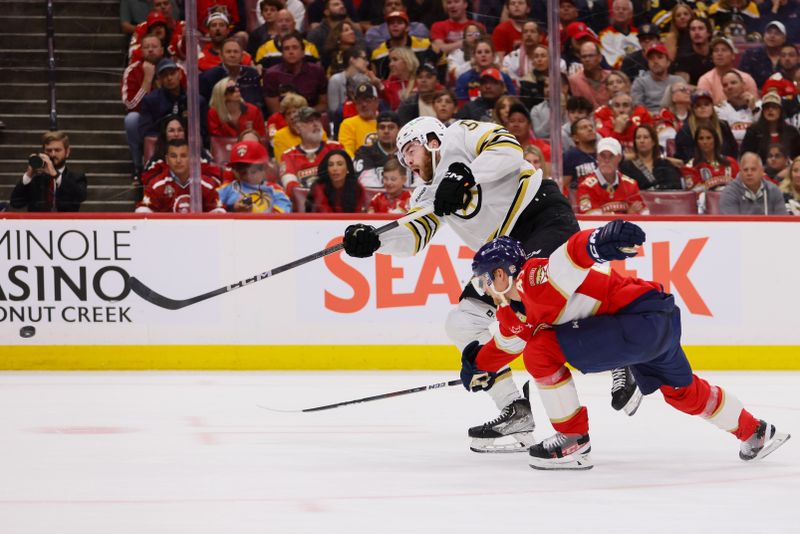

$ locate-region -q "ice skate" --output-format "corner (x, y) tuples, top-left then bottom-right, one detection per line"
(468, 382), (535, 453)
(610, 367), (642, 416)
(529, 432), (593, 470)
(739, 420), (791, 461)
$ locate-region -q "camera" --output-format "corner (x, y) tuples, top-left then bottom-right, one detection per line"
(28, 154), (44, 169)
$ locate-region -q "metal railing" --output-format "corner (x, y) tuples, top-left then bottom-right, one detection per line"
(46, 0), (57, 130)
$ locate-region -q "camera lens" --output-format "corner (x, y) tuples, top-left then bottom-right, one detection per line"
(28, 155), (44, 169)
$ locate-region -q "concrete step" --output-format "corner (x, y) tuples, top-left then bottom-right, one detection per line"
(0, 67), (123, 84)
(6, 0), (119, 17)
(0, 99), (125, 115)
(0, 159), (133, 175)
(0, 32), (129, 51)
(0, 82), (121, 101)
(0, 49), (125, 69)
(3, 129), (127, 146)
(0, 183), (139, 203)
(0, 171), (133, 186)
(0, 114), (124, 131)
(0, 144), (130, 161)
(82, 200), (136, 212)
(3, 15), (120, 35)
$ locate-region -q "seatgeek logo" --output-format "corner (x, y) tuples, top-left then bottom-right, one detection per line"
(322, 236), (712, 317)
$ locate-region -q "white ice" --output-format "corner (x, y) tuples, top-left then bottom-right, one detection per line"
(0, 370), (798, 533)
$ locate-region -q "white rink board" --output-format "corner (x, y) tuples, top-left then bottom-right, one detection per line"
(0, 217), (799, 346)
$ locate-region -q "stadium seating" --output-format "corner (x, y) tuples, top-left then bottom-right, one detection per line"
(705, 191), (723, 215)
(143, 136), (158, 166)
(291, 187), (310, 213)
(210, 136), (239, 167)
(639, 190), (698, 215)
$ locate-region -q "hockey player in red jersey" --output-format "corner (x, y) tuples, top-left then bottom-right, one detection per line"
(468, 221), (791, 469)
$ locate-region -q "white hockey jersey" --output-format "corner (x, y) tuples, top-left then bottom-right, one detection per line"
(379, 120), (543, 256)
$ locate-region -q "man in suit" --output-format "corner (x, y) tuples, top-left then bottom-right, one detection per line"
(11, 131), (87, 212)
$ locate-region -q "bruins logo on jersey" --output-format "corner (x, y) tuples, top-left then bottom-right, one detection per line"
(450, 184), (482, 219)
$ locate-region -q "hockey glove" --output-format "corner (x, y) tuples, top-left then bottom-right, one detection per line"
(343, 224), (381, 258)
(433, 162), (475, 216)
(587, 219), (646, 263)
(460, 340), (496, 392)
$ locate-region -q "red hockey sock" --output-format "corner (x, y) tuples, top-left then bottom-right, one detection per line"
(661, 375), (751, 436)
(732, 410), (760, 441)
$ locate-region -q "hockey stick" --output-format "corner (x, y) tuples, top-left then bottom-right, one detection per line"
(128, 206), (435, 310)
(258, 378), (463, 413)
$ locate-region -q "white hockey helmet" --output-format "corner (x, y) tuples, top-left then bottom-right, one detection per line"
(395, 116), (447, 169)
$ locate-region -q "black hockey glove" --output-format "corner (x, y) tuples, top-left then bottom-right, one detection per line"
(587, 219), (646, 263)
(460, 340), (496, 392)
(343, 224), (381, 258)
(433, 162), (475, 216)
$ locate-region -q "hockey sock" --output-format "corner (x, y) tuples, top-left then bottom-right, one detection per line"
(660, 375), (758, 438)
(486, 367), (522, 410)
(535, 365), (589, 436)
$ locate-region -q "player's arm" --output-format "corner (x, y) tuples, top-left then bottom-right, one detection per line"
(343, 201), (441, 258)
(458, 120), (524, 185)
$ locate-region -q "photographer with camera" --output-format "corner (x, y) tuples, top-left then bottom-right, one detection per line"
(10, 131), (87, 212)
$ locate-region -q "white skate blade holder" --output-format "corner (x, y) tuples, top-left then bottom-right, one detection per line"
(623, 387), (643, 416)
(748, 431), (791, 462)
(529, 450), (594, 470)
(470, 432), (535, 453)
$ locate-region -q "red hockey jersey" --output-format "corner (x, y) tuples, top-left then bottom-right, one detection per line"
(136, 173), (225, 213)
(576, 170), (647, 214)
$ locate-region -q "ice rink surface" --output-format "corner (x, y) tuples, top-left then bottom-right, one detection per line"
(0, 370), (798, 533)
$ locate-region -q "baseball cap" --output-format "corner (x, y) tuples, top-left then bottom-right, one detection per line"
(206, 11), (230, 25)
(156, 58), (179, 74)
(297, 106), (322, 122)
(597, 137), (622, 156)
(710, 35), (737, 54)
(762, 73), (798, 97)
(229, 140), (267, 165)
(417, 62), (437, 75)
(761, 91), (782, 107)
(565, 21), (598, 42)
(377, 111), (401, 126)
(645, 43), (669, 58)
(354, 82), (378, 99)
(690, 89), (713, 106)
(765, 20), (787, 35)
(146, 12), (169, 29)
(385, 10), (409, 23)
(480, 68), (503, 82)
(638, 23), (660, 39)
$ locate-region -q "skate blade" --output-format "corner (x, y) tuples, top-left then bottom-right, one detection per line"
(470, 432), (535, 454)
(529, 451), (593, 470)
(623, 387), (643, 416)
(748, 432), (791, 461)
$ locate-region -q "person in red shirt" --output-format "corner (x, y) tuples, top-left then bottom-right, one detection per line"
(577, 137), (648, 214)
(136, 139), (226, 213)
(128, 10), (175, 62)
(208, 77), (267, 138)
(123, 34), (165, 176)
(280, 107), (344, 193)
(491, 0), (531, 60)
(466, 222), (790, 469)
(307, 149), (366, 212)
(367, 157), (411, 213)
(197, 12), (254, 72)
(681, 124), (739, 193)
(430, 0), (484, 56)
(596, 92), (653, 149)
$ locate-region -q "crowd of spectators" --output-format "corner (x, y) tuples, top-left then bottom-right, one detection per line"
(9, 0), (800, 216)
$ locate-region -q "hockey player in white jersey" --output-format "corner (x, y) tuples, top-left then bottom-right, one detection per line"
(342, 117), (641, 452)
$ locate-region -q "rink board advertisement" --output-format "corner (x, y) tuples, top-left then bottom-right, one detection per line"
(1, 215), (798, 370)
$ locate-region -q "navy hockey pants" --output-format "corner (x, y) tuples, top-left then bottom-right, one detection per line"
(555, 290), (694, 395)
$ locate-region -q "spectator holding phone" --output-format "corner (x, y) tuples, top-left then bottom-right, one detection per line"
(11, 131), (87, 212)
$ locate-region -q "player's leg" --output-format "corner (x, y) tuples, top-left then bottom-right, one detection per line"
(447, 295), (535, 453)
(511, 179), (641, 416)
(522, 330), (592, 470)
(660, 375), (791, 461)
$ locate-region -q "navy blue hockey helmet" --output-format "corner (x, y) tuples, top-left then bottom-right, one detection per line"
(470, 236), (526, 295)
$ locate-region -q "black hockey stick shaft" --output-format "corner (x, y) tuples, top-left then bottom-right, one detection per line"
(128, 206), (434, 310)
(301, 379), (463, 412)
